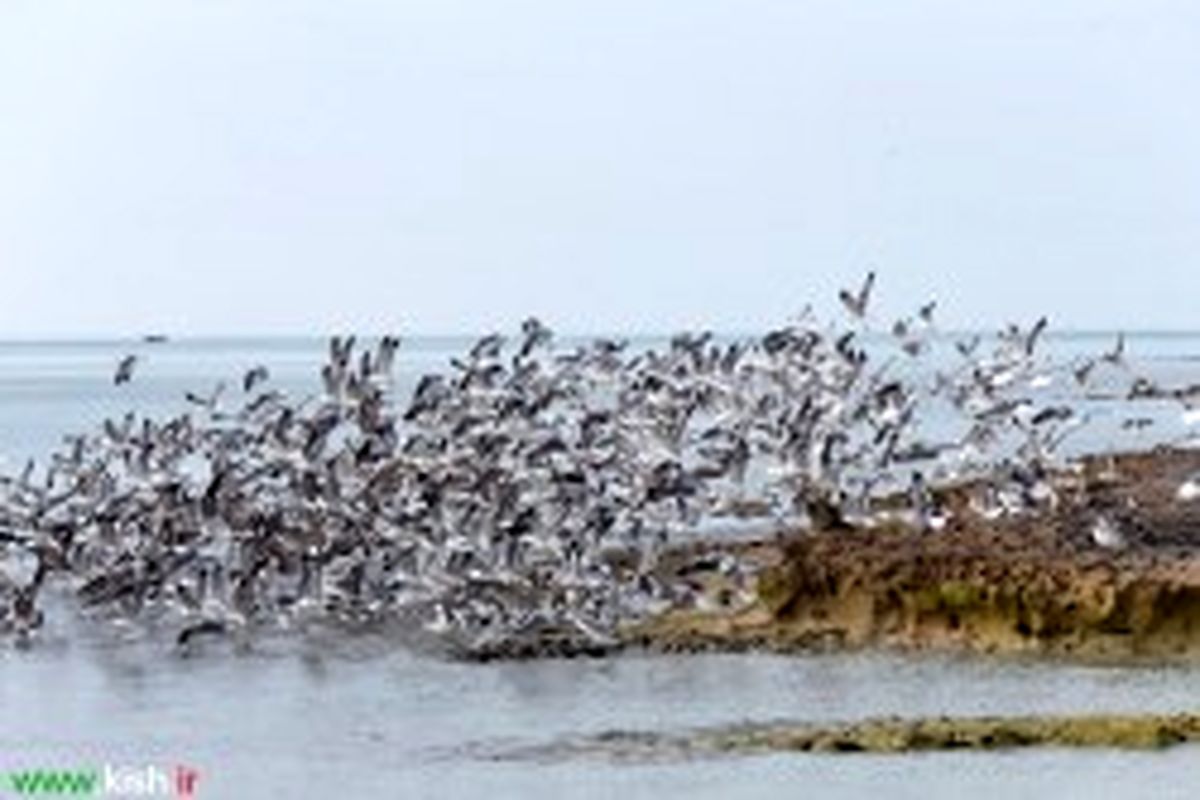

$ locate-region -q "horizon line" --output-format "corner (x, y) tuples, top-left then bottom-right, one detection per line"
(0, 327), (1194, 343)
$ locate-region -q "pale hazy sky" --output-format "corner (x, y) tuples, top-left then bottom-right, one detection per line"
(1, 1), (1198, 336)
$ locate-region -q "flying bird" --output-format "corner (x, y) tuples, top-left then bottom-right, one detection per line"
(1072, 359), (1096, 386)
(918, 300), (937, 325)
(1024, 317), (1048, 356)
(838, 272), (876, 319)
(243, 365), (270, 393)
(113, 355), (138, 386)
(1101, 332), (1126, 366)
(955, 336), (981, 359)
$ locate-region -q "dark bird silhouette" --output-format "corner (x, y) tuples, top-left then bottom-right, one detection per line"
(838, 272), (876, 319)
(243, 365), (270, 393)
(113, 355), (138, 386)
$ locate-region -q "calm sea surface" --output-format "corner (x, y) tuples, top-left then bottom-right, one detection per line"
(3, 333), (1200, 799)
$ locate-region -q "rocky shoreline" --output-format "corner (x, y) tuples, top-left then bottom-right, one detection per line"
(631, 447), (1200, 663)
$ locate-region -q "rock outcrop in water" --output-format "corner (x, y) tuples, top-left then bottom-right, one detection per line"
(488, 711), (1200, 760)
(638, 448), (1200, 662)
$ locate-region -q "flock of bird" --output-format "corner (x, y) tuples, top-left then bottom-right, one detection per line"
(1, 275), (1199, 656)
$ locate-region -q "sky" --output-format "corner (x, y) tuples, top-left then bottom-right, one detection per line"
(1, 1), (1198, 336)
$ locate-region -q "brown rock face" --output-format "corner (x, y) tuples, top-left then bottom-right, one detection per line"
(636, 448), (1200, 663)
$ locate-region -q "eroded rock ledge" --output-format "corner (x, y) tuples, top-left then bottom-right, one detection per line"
(489, 713), (1200, 761)
(633, 448), (1200, 662)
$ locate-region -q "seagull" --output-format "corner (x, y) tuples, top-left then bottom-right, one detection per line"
(1101, 332), (1126, 366)
(113, 355), (138, 386)
(176, 619), (229, 651)
(918, 300), (937, 325)
(838, 272), (875, 319)
(243, 365), (270, 393)
(1177, 473), (1200, 503)
(1090, 514), (1126, 549)
(1182, 405), (1200, 427)
(890, 318), (922, 357)
(955, 336), (981, 359)
(1024, 317), (1048, 356)
(1073, 359), (1096, 386)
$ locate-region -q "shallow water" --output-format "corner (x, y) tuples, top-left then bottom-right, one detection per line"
(5, 639), (1200, 798)
(3, 334), (1200, 798)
